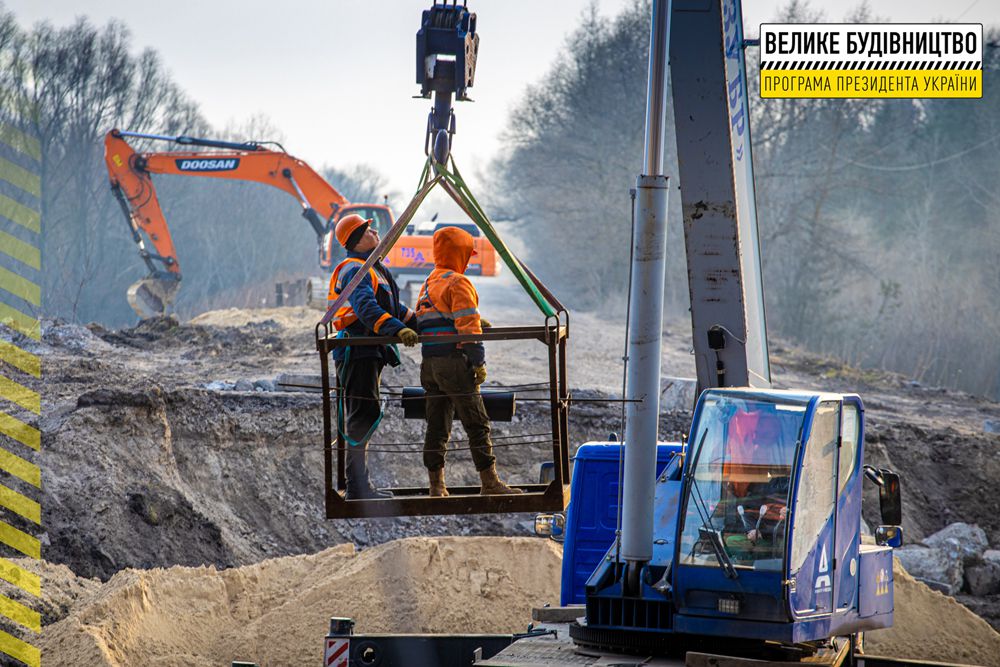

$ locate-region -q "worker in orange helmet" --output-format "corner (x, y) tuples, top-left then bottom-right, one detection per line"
(327, 213), (419, 500)
(415, 226), (522, 496)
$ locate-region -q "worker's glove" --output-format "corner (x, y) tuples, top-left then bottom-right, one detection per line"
(473, 365), (487, 385)
(479, 317), (492, 329)
(397, 327), (419, 347)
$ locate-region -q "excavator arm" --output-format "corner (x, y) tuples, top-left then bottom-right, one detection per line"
(103, 129), (354, 317)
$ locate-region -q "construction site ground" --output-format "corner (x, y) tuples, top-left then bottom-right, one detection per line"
(20, 278), (1000, 666)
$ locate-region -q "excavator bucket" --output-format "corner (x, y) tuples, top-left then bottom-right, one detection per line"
(126, 276), (180, 319)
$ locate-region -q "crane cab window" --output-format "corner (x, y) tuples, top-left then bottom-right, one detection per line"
(789, 402), (839, 575)
(678, 393), (806, 571)
(838, 404), (859, 494)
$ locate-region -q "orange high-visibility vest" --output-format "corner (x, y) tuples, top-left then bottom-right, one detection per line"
(327, 258), (380, 331)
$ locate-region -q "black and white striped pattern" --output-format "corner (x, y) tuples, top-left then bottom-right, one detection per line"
(760, 60), (982, 70)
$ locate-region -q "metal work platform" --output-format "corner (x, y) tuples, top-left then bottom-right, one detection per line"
(316, 321), (571, 519)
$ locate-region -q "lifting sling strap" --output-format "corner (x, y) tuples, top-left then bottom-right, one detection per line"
(322, 155), (559, 326)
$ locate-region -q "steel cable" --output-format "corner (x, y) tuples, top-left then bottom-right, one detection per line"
(363, 431), (552, 448)
(365, 438), (554, 454)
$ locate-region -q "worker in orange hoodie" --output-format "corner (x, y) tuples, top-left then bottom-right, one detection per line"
(415, 226), (522, 496)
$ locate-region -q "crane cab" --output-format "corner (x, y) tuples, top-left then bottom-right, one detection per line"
(673, 389), (899, 642)
(577, 388), (902, 653)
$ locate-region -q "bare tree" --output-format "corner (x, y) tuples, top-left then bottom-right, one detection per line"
(2, 16), (206, 323)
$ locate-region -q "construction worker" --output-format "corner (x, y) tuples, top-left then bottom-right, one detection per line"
(328, 213), (419, 500)
(415, 226), (522, 497)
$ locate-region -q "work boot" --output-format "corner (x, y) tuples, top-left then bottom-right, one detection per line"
(479, 465), (524, 495)
(346, 479), (393, 500)
(345, 449), (393, 500)
(428, 467), (449, 497)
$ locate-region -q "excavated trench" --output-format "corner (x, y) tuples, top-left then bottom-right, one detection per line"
(43, 360), (1000, 589)
(42, 368), (688, 581)
(44, 386), (530, 580)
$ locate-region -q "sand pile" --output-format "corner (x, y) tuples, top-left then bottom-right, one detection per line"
(866, 559), (1000, 666)
(35, 538), (1000, 667)
(40, 536), (562, 667)
(188, 305), (318, 329)
(188, 306), (323, 331)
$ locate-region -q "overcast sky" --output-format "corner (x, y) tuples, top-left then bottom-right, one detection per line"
(5, 1), (997, 196)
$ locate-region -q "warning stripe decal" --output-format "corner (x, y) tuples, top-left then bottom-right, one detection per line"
(761, 60), (982, 70)
(325, 639), (349, 667)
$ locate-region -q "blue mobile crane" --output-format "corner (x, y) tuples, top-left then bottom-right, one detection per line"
(309, 1), (927, 665)
(493, 0), (906, 662)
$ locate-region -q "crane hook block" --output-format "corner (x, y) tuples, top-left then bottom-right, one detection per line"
(416, 2), (479, 101)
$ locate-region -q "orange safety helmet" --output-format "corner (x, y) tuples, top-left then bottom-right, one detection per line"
(334, 213), (372, 249)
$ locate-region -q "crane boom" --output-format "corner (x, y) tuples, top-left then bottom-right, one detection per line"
(671, 0), (771, 393)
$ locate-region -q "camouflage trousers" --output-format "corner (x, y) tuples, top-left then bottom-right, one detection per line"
(421, 355), (495, 472)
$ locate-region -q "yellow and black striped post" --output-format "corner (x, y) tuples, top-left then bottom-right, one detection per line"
(0, 96), (42, 667)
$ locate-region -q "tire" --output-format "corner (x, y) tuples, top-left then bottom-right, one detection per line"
(306, 277), (328, 310)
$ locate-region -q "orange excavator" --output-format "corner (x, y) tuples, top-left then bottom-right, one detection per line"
(104, 129), (498, 317)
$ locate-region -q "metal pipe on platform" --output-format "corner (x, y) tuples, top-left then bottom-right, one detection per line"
(620, 0), (672, 567)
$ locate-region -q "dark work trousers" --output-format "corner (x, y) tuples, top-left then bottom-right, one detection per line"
(335, 357), (385, 488)
(421, 354), (496, 472)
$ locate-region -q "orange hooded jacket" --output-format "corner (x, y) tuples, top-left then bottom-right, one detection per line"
(415, 226), (485, 366)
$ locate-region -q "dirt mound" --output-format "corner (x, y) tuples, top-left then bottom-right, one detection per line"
(189, 306), (318, 329)
(0, 559), (101, 628)
(90, 315), (287, 357)
(40, 537), (562, 667)
(866, 559), (1000, 666)
(36, 540), (1000, 667)
(862, 419), (1000, 546)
